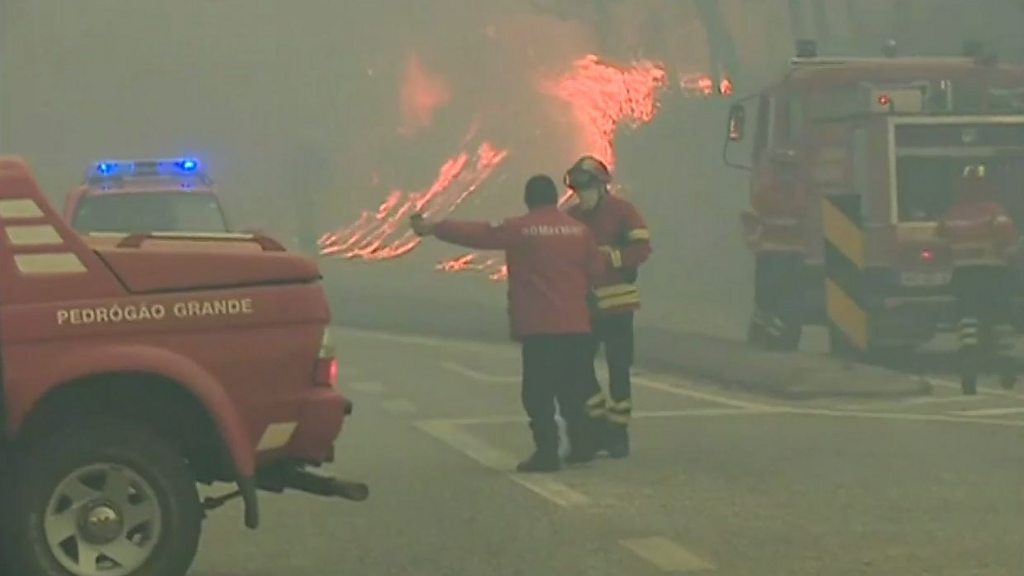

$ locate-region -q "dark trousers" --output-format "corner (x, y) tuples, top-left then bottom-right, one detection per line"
(953, 265), (1015, 377)
(584, 311), (635, 426)
(521, 333), (596, 456)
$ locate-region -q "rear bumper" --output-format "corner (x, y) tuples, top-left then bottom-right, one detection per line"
(873, 295), (955, 344)
(285, 388), (352, 463)
(800, 265), (957, 345)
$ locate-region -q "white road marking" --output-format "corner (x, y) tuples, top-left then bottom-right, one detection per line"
(422, 407), (775, 427)
(929, 377), (1024, 400)
(955, 406), (1024, 417)
(790, 407), (1024, 428)
(350, 381), (385, 394)
(339, 327), (518, 357)
(620, 537), (717, 572)
(256, 422), (297, 451)
(902, 394), (988, 405)
(382, 399), (418, 414)
(415, 419), (591, 508)
(440, 361), (519, 383)
(440, 359), (779, 413)
(633, 376), (778, 411)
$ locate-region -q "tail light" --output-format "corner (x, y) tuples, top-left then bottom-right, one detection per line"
(314, 329), (338, 388)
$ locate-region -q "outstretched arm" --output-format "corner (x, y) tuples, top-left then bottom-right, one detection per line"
(431, 219), (515, 251)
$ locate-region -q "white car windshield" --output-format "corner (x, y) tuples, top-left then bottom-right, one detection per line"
(72, 191), (228, 234)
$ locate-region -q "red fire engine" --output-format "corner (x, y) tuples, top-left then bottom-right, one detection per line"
(724, 40), (1024, 353)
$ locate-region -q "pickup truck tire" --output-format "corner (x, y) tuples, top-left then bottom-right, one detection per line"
(5, 420), (202, 576)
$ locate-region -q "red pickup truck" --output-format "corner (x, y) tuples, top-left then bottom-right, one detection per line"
(0, 157), (365, 576)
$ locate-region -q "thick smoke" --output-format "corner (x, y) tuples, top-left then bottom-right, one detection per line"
(3, 0), (1024, 339)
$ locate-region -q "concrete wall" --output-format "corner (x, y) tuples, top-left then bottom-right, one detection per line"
(2, 0), (1023, 340)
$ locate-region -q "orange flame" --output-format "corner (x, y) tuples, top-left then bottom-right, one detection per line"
(319, 139), (509, 260)
(542, 54), (667, 170)
(399, 53), (451, 136)
(321, 54), (668, 283)
(437, 54), (668, 282)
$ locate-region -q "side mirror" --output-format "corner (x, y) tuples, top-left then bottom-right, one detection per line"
(727, 103), (746, 141)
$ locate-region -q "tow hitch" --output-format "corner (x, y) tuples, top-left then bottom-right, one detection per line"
(256, 465), (369, 502)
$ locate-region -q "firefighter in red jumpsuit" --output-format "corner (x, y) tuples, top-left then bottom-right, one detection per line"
(938, 164), (1019, 394)
(565, 156), (652, 458)
(411, 175), (605, 471)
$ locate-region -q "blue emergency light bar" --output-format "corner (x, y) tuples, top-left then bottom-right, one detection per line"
(86, 157), (210, 186)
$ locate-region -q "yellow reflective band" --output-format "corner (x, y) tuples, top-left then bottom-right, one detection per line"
(588, 407), (607, 417)
(14, 252), (87, 275)
(586, 393), (607, 408)
(606, 412), (631, 424)
(5, 224), (62, 246)
(608, 399), (633, 411)
(598, 293), (640, 310)
(627, 228), (650, 241)
(600, 245), (623, 268)
(610, 249), (623, 268)
(593, 284), (637, 298)
(0, 198), (43, 220)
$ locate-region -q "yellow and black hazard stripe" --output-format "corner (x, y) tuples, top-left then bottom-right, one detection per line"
(822, 194), (868, 353)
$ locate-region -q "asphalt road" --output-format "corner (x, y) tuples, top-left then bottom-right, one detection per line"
(191, 328), (1024, 576)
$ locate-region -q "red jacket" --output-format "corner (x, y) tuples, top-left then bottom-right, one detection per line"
(434, 206), (604, 338)
(567, 193), (652, 314)
(938, 197), (1018, 267)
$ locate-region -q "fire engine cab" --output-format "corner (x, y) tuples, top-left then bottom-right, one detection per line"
(724, 40), (1024, 353)
(64, 158), (231, 235)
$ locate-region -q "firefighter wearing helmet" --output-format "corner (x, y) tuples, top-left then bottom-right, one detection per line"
(565, 155), (652, 457)
(938, 163), (1019, 394)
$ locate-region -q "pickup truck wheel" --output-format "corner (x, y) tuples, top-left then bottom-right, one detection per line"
(7, 421), (202, 576)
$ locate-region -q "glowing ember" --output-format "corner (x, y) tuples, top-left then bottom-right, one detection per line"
(437, 54), (668, 281)
(318, 140), (509, 260)
(718, 77), (734, 96)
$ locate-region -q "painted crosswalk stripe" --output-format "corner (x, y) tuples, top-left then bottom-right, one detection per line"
(956, 406), (1024, 417)
(620, 537), (716, 572)
(415, 419), (590, 508)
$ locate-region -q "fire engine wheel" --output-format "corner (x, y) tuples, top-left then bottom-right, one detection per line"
(6, 420), (202, 576)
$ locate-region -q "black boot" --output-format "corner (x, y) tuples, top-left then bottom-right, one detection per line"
(516, 451), (561, 473)
(606, 425), (630, 459)
(564, 420), (597, 464)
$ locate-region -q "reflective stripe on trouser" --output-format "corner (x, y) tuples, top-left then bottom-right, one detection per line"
(606, 399), (632, 425)
(958, 317), (980, 348)
(593, 283), (640, 311)
(586, 392), (607, 418)
(752, 307), (785, 337)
